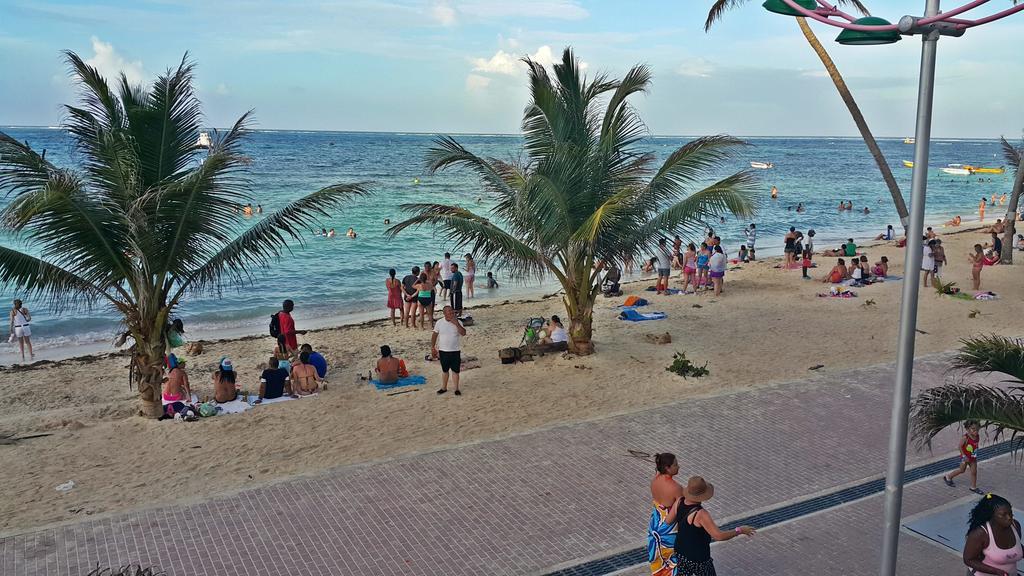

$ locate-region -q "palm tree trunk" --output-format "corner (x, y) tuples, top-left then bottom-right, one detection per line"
(1000, 156), (1023, 264)
(135, 337), (167, 418)
(796, 17), (910, 228)
(567, 296), (595, 355)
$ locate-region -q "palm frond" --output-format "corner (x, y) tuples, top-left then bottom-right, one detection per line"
(0, 246), (112, 311)
(0, 132), (57, 197)
(637, 171), (760, 243)
(910, 382), (1024, 450)
(705, 0), (869, 32)
(424, 136), (519, 200)
(1001, 136), (1022, 168)
(174, 183), (370, 299)
(952, 334), (1024, 384)
(386, 203), (547, 279)
(644, 135), (751, 206)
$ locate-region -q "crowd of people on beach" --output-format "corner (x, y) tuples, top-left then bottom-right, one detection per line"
(385, 252), (498, 329)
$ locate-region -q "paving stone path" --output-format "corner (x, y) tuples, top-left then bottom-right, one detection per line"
(0, 353), (984, 575)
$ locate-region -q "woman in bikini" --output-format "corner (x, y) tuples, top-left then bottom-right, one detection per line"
(464, 254), (476, 299)
(415, 273), (433, 330)
(680, 243), (697, 294)
(822, 259), (847, 284)
(212, 358), (238, 403)
(648, 453), (685, 576)
(969, 244), (986, 290)
(385, 269), (405, 327)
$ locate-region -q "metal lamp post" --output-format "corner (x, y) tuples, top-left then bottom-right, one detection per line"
(762, 1), (1024, 574)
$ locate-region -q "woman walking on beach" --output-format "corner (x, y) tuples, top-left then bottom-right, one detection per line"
(671, 473), (753, 569)
(969, 244), (986, 290)
(385, 269), (405, 327)
(672, 476), (755, 575)
(464, 254), (476, 299)
(962, 494), (1022, 576)
(648, 453), (684, 576)
(8, 299), (34, 362)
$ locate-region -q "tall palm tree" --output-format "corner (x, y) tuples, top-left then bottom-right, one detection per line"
(0, 52), (368, 417)
(387, 48), (757, 355)
(910, 335), (1024, 448)
(999, 136), (1023, 264)
(705, 1), (910, 228)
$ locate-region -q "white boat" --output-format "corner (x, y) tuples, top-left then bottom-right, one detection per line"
(196, 132), (212, 148)
(750, 161), (773, 169)
(903, 137), (915, 144)
(941, 163), (971, 175)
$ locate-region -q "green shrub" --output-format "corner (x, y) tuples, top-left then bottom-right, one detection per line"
(666, 352), (709, 378)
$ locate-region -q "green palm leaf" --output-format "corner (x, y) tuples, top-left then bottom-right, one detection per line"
(952, 335), (1024, 384)
(910, 383), (1024, 450)
(704, 0), (870, 31)
(0, 246), (112, 310)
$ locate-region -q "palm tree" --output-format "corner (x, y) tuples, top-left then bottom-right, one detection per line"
(705, 1), (910, 228)
(0, 52), (367, 417)
(910, 335), (1024, 448)
(387, 48), (757, 355)
(999, 136), (1023, 264)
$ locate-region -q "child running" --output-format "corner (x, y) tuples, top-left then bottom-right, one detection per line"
(943, 420), (983, 494)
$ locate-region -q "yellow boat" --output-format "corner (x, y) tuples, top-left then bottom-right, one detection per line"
(902, 160), (914, 168)
(967, 166), (1005, 174)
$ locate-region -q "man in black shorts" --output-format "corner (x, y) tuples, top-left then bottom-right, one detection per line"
(431, 305), (466, 396)
(401, 265), (420, 328)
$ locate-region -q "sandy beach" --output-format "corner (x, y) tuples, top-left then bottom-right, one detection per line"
(1, 222), (1021, 536)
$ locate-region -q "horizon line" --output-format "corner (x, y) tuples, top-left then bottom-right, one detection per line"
(0, 125), (1005, 141)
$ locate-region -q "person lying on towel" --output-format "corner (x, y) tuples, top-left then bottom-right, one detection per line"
(375, 345), (409, 385)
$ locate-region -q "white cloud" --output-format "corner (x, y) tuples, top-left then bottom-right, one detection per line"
(471, 50), (520, 75)
(465, 74), (491, 91)
(676, 57), (714, 78)
(85, 36), (145, 85)
(800, 69), (829, 78)
(215, 83), (230, 95)
(458, 0), (587, 21)
(431, 2), (457, 26)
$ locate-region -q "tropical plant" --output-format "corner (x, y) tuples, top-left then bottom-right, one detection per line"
(86, 565), (163, 576)
(910, 335), (1024, 449)
(387, 48), (756, 354)
(666, 351), (710, 378)
(705, 1), (910, 228)
(998, 135), (1023, 264)
(0, 52), (367, 417)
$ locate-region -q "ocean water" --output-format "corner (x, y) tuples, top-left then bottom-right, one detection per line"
(0, 127), (1014, 361)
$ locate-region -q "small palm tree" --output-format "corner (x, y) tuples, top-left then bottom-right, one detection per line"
(387, 48), (757, 354)
(0, 52), (367, 417)
(705, 1), (910, 228)
(998, 136), (1022, 264)
(910, 335), (1024, 448)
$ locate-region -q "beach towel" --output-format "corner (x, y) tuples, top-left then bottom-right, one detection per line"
(619, 309), (667, 321)
(217, 393), (310, 415)
(817, 287), (857, 298)
(951, 291), (999, 301)
(622, 296), (648, 307)
(372, 375), (427, 391)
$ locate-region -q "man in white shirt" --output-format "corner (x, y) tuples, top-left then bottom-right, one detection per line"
(431, 305), (466, 396)
(440, 252), (453, 299)
(743, 224), (757, 260)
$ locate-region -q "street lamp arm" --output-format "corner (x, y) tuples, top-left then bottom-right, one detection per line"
(917, 0), (991, 25)
(779, 0), (1024, 31)
(961, 2), (1024, 26)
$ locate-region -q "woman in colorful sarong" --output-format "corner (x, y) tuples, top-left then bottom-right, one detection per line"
(648, 452), (684, 576)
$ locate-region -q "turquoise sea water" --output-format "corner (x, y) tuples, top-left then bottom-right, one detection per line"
(0, 127), (1015, 361)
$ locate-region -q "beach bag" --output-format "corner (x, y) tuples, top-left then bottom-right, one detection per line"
(269, 313), (281, 338)
(199, 403), (218, 418)
(499, 347), (522, 365)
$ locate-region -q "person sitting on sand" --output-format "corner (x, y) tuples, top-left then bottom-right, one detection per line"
(843, 239), (858, 257)
(737, 245), (749, 263)
(162, 353), (191, 405)
(374, 345), (408, 385)
(291, 351), (321, 396)
(985, 219), (1005, 235)
(212, 357), (238, 403)
(1016, 234), (1024, 251)
(873, 256), (889, 278)
(299, 343), (328, 379)
(925, 226), (937, 240)
(255, 357), (294, 403)
(945, 215), (962, 227)
(875, 225), (895, 241)
(540, 315), (568, 345)
(822, 259), (848, 284)
(486, 271), (499, 289)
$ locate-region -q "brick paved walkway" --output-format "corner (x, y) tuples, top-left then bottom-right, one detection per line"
(0, 353), (987, 575)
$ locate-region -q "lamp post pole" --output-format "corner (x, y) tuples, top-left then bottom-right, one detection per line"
(878, 1), (941, 574)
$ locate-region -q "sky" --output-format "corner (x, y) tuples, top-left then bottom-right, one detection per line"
(1, 0), (1022, 138)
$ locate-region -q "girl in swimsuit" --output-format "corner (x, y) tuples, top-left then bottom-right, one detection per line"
(416, 273), (433, 330)
(943, 420), (982, 493)
(464, 254), (476, 299)
(695, 243), (710, 290)
(386, 269), (405, 326)
(681, 243), (697, 293)
(969, 244), (985, 290)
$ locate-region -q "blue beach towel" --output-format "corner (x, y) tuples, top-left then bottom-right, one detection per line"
(618, 309), (667, 322)
(372, 375), (427, 391)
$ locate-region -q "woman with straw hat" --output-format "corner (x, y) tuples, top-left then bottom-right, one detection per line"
(672, 476), (755, 575)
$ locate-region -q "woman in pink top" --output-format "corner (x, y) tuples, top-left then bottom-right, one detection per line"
(964, 493), (1022, 576)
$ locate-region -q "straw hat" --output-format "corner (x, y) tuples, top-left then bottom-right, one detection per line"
(684, 476), (715, 502)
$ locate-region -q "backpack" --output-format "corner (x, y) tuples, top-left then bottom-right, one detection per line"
(269, 312), (281, 338)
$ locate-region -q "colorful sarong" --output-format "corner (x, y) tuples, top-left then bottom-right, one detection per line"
(648, 503), (677, 576)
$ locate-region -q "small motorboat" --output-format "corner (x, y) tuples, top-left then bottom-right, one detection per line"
(196, 132), (212, 148)
(902, 160), (914, 168)
(750, 161), (773, 169)
(903, 137), (915, 144)
(966, 165), (1005, 174)
(941, 164), (971, 176)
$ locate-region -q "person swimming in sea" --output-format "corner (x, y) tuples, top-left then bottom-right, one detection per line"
(327, 228), (336, 238)
(346, 227), (357, 238)
(770, 185), (778, 199)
